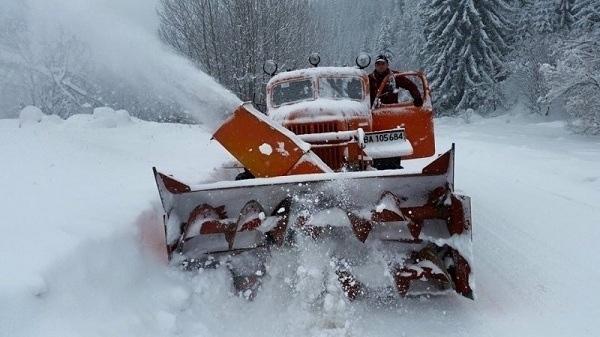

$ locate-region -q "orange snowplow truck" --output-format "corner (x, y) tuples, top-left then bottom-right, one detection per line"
(153, 53), (474, 301)
(218, 54), (435, 177)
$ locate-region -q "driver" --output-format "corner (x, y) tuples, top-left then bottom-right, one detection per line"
(369, 54), (423, 108)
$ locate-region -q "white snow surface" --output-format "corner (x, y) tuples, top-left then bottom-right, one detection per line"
(1, 109), (600, 337)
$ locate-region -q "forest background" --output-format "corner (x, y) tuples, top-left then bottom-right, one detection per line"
(1, 0), (598, 134)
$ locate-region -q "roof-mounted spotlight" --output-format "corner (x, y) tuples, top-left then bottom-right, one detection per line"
(308, 53), (321, 67)
(356, 52), (371, 69)
(263, 60), (278, 76)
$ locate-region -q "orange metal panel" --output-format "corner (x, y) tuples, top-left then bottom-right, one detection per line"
(212, 103), (330, 177)
(371, 105), (435, 159)
(212, 103), (308, 178)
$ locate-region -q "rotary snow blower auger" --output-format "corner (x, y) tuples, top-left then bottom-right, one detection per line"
(153, 53), (474, 301)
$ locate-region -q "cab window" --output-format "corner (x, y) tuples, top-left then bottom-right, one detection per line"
(272, 79), (314, 106)
(318, 77), (363, 100)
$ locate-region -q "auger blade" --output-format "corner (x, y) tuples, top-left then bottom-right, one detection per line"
(153, 145), (474, 299)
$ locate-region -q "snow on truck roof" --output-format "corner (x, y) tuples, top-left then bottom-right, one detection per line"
(268, 66), (368, 85)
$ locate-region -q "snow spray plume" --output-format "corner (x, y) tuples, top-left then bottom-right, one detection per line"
(25, 0), (242, 131)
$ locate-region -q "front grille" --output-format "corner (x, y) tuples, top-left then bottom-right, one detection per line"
(287, 122), (339, 135)
(312, 145), (344, 171)
(287, 122), (345, 170)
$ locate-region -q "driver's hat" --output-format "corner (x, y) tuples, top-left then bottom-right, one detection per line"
(375, 54), (388, 64)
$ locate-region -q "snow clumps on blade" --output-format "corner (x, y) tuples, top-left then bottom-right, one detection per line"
(259, 143), (273, 155)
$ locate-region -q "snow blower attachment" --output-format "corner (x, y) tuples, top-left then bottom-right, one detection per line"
(153, 53), (474, 301)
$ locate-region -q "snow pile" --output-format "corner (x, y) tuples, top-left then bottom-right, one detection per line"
(18, 106), (44, 128)
(18, 105), (135, 129)
(91, 107), (132, 128)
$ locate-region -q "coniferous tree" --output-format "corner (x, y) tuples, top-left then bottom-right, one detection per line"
(311, 0), (396, 66)
(532, 0), (558, 34)
(394, 0), (426, 70)
(512, 0), (556, 115)
(556, 0), (576, 32)
(573, 0), (600, 33)
(421, 0), (513, 113)
(375, 15), (395, 62)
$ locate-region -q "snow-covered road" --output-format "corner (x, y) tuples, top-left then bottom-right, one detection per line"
(1, 112), (599, 336)
(438, 117), (600, 336)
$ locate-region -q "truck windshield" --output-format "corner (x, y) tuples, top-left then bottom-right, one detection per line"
(272, 79), (314, 106)
(318, 77), (363, 100)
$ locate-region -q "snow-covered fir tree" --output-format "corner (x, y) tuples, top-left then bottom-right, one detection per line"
(532, 0), (558, 34)
(512, 0), (557, 115)
(394, 0), (426, 70)
(556, 0), (576, 32)
(421, 0), (513, 113)
(514, 0), (556, 41)
(374, 15), (395, 63)
(573, 0), (600, 33)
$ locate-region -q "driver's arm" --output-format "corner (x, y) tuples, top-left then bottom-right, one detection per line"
(395, 75), (423, 107)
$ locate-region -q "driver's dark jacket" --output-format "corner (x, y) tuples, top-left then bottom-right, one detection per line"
(368, 68), (421, 107)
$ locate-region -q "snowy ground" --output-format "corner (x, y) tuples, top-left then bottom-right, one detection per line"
(1, 107), (599, 337)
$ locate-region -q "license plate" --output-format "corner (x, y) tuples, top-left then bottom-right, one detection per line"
(363, 130), (405, 144)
